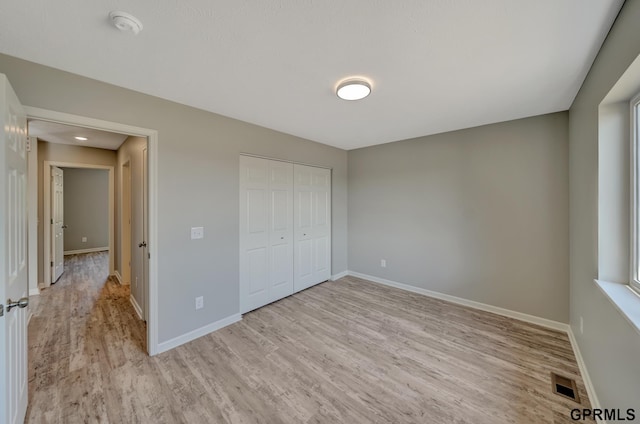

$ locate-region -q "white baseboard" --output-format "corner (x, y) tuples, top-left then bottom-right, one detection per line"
(157, 313), (242, 354)
(130, 294), (143, 321)
(331, 270), (349, 281)
(567, 327), (603, 422)
(347, 271), (570, 332)
(64, 246), (109, 256)
(29, 288), (40, 296)
(347, 271), (606, 413)
(113, 271), (123, 285)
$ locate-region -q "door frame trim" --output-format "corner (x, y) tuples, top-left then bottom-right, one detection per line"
(26, 106), (160, 356)
(44, 161), (115, 287)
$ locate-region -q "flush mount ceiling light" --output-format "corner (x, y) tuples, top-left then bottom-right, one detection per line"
(74, 136), (88, 141)
(109, 11), (143, 35)
(336, 78), (372, 101)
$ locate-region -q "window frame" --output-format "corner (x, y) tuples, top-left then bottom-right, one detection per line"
(631, 92), (640, 293)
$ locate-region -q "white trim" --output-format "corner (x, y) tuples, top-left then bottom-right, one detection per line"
(43, 161), (115, 286)
(347, 271), (570, 332)
(567, 327), (604, 423)
(239, 153), (333, 170)
(28, 288), (40, 296)
(157, 314), (242, 354)
(595, 279), (640, 336)
(27, 136), (38, 295)
(63, 247), (109, 256)
(130, 294), (143, 321)
(112, 270), (123, 285)
(26, 106), (160, 356)
(630, 93), (640, 292)
(331, 270), (348, 281)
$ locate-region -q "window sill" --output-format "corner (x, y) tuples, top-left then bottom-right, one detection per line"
(594, 279), (640, 336)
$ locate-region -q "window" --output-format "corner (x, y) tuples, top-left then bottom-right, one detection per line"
(631, 92), (640, 293)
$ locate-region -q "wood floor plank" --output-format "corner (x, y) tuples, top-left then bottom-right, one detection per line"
(26, 252), (592, 423)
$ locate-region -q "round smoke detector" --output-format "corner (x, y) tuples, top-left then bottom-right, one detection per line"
(109, 11), (143, 35)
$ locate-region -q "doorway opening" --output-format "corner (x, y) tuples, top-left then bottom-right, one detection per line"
(25, 109), (158, 355)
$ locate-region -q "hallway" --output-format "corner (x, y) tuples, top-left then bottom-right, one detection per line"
(26, 252), (147, 422)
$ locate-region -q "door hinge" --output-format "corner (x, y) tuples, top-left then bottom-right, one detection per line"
(0, 304), (4, 317)
(26, 138), (31, 152)
(148, 252), (150, 259)
(51, 219), (53, 224)
(50, 261), (53, 267)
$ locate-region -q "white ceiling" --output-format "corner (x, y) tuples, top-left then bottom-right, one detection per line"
(0, 1), (624, 150)
(28, 120), (128, 150)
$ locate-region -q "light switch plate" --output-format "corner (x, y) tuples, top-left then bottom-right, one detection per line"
(191, 227), (204, 240)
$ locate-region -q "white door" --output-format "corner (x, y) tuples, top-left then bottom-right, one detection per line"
(239, 156), (294, 313)
(294, 164), (331, 292)
(131, 146), (147, 321)
(142, 147), (149, 322)
(121, 161), (132, 285)
(51, 166), (64, 282)
(0, 74), (29, 424)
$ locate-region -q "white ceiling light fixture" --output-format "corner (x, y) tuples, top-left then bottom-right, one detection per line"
(109, 11), (143, 35)
(336, 78), (372, 101)
(74, 136), (88, 141)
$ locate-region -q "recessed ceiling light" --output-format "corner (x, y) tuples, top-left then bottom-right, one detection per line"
(336, 78), (372, 101)
(109, 11), (143, 35)
(74, 136), (88, 141)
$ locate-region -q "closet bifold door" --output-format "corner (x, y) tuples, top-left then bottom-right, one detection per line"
(294, 164), (331, 292)
(239, 156), (294, 314)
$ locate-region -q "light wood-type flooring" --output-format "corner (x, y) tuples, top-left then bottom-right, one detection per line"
(26, 252), (591, 423)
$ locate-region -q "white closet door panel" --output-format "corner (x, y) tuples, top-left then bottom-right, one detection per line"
(240, 156), (270, 313)
(246, 190), (268, 240)
(297, 191), (313, 230)
(270, 243), (292, 299)
(247, 248), (268, 294)
(267, 160), (294, 302)
(294, 164), (331, 292)
(314, 236), (330, 273)
(240, 156), (294, 313)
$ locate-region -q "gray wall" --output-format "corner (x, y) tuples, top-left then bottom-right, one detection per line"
(348, 112), (569, 322)
(569, 0), (640, 409)
(3, 55), (348, 344)
(62, 168), (109, 252)
(37, 140), (116, 285)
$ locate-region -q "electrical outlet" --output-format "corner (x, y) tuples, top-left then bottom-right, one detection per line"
(579, 316), (584, 335)
(380, 259), (386, 268)
(191, 227), (204, 240)
(195, 296), (204, 310)
(82, 237), (87, 243)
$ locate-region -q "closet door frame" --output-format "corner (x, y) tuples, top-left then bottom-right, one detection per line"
(239, 154), (332, 314)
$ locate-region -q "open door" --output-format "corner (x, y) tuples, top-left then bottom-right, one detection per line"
(51, 166), (64, 283)
(0, 75), (29, 424)
(142, 147), (149, 322)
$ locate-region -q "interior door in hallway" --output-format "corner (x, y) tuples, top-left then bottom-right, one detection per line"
(294, 164), (331, 292)
(0, 74), (29, 424)
(131, 143), (148, 321)
(51, 166), (64, 282)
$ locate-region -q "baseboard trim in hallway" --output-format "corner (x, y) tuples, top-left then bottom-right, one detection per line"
(130, 294), (143, 320)
(63, 247), (109, 256)
(156, 313), (242, 354)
